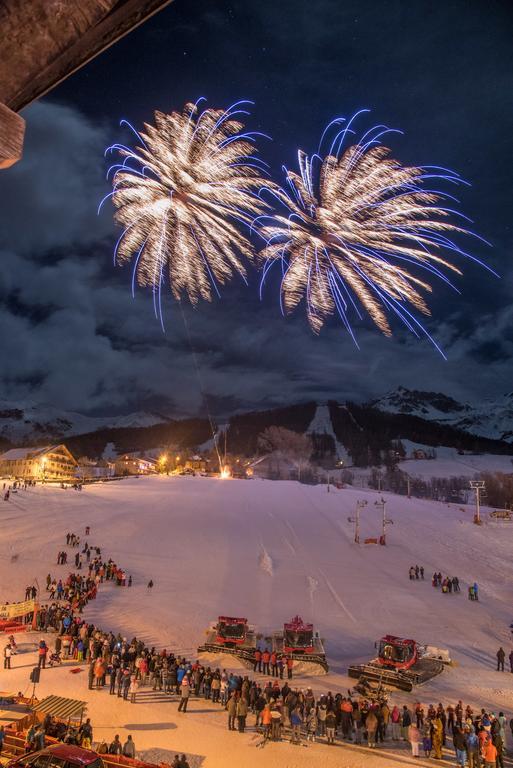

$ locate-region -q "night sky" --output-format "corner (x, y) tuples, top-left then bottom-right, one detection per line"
(1, 0), (512, 417)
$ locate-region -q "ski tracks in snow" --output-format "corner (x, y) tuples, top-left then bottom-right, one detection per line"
(258, 544), (274, 576)
(318, 569), (357, 625)
(276, 510), (357, 624)
(307, 575), (319, 607)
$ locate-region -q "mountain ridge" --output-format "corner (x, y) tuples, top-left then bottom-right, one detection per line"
(0, 391), (512, 467)
(372, 387), (513, 443)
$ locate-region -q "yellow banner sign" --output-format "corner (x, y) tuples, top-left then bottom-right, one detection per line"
(0, 600), (36, 620)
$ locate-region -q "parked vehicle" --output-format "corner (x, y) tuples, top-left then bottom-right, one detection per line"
(7, 744), (104, 768)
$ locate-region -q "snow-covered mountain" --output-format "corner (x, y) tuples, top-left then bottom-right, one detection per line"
(306, 404), (351, 464)
(371, 386), (470, 420)
(0, 400), (170, 445)
(371, 387), (513, 443)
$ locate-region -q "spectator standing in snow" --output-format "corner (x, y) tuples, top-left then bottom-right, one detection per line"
(466, 727), (479, 768)
(481, 736), (497, 768)
(3, 644), (12, 669)
(108, 736), (121, 755)
(431, 716), (443, 759)
(236, 696), (248, 733)
(38, 639), (48, 669)
(122, 736), (135, 758)
(366, 710), (378, 748)
(390, 705), (401, 740)
(408, 722), (422, 758)
(509, 650), (513, 673)
(290, 707), (303, 745)
(453, 727), (467, 767)
(422, 722), (432, 758)
(326, 708), (337, 744)
(178, 676), (190, 712)
(497, 647), (505, 672)
(226, 693), (237, 730)
(129, 675), (139, 703)
(401, 705), (412, 740)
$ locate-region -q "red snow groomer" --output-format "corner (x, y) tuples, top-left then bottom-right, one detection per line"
(272, 615), (328, 672)
(198, 616), (257, 662)
(215, 616), (248, 647)
(348, 634), (450, 691)
(283, 616), (314, 654)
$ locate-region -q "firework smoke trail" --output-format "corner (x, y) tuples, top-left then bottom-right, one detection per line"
(101, 100), (272, 323)
(259, 113), (494, 352)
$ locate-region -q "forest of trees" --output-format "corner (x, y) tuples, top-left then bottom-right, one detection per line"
(8, 399), (512, 472)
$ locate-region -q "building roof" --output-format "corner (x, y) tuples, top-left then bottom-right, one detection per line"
(0, 446), (51, 461)
(0, 444), (77, 465)
(32, 694), (87, 722)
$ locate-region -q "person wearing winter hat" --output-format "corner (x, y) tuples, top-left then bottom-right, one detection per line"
(178, 675), (190, 712)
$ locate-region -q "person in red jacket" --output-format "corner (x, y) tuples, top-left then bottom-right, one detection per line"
(261, 649), (271, 676)
(38, 639), (48, 669)
(270, 651), (278, 677)
(253, 649), (262, 673)
(285, 656), (294, 679)
(481, 736), (497, 768)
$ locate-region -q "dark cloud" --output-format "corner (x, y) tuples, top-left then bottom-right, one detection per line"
(0, 2), (512, 416)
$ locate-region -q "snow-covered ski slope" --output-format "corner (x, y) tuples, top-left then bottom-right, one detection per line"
(3, 476), (512, 667)
(1, 476), (512, 766)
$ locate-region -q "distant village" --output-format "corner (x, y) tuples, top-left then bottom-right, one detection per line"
(0, 429), (456, 488)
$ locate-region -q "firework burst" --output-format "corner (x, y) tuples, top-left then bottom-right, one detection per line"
(102, 100), (270, 324)
(259, 111), (492, 351)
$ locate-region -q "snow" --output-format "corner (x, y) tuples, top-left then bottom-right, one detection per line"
(0, 399), (169, 444)
(0, 446), (48, 460)
(197, 425), (228, 454)
(306, 404), (352, 465)
(397, 443), (513, 480)
(1, 476), (513, 768)
(373, 387), (513, 443)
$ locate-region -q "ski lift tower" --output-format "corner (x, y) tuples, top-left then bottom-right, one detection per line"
(348, 500), (367, 543)
(469, 480), (485, 525)
(375, 497), (393, 545)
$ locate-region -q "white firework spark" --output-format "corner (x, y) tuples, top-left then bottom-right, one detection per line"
(102, 100), (270, 323)
(259, 112), (492, 351)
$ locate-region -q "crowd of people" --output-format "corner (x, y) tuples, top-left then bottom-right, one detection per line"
(1, 530), (194, 768)
(3, 526), (511, 768)
(2, 479), (36, 501)
(431, 572), (462, 594)
(408, 565), (425, 580)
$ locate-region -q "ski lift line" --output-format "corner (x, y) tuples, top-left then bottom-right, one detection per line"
(177, 300), (223, 472)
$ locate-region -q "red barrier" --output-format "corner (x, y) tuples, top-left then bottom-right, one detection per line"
(0, 620), (28, 633)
